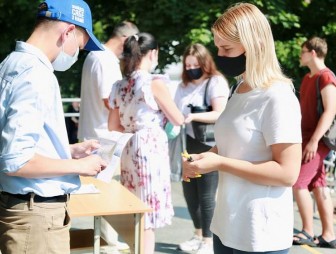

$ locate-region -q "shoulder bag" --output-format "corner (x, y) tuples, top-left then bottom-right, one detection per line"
(188, 78), (214, 143)
(316, 71), (336, 150)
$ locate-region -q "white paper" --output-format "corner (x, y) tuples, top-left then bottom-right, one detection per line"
(95, 131), (133, 183)
(72, 184), (100, 194)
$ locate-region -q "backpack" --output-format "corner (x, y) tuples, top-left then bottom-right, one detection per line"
(316, 70), (336, 151)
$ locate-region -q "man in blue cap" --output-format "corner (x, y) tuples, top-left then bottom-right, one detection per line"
(0, 0), (106, 253)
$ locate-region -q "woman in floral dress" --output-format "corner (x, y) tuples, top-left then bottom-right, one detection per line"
(108, 32), (184, 254)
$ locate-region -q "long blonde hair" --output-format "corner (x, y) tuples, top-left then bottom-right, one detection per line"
(212, 3), (292, 89)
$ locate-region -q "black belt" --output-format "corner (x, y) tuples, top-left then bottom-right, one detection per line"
(1, 192), (69, 203)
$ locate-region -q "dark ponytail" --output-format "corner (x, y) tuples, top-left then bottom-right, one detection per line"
(122, 32), (158, 78)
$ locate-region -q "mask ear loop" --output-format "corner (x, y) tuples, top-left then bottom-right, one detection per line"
(60, 26), (79, 55)
(73, 29), (78, 47)
(58, 28), (68, 53)
(72, 29), (80, 57)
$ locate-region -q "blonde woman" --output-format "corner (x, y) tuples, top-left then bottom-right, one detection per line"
(182, 3), (302, 254)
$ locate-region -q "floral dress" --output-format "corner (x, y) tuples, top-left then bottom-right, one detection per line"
(109, 70), (174, 229)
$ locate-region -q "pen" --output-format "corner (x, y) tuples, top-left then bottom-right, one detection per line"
(181, 150), (201, 180)
(181, 150), (194, 162)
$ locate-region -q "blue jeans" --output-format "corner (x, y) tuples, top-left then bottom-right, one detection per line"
(214, 234), (290, 254)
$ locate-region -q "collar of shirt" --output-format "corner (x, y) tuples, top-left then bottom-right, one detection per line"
(15, 41), (54, 71)
(102, 44), (120, 64)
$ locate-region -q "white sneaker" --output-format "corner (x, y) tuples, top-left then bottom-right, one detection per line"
(100, 245), (121, 254)
(113, 241), (129, 251)
(196, 242), (214, 254)
(178, 235), (202, 251)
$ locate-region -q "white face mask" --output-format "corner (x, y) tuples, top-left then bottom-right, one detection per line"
(52, 31), (79, 72)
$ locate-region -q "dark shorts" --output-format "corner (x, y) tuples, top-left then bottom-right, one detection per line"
(293, 143), (330, 191)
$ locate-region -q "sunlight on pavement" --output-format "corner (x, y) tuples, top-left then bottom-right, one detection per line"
(302, 245), (322, 254)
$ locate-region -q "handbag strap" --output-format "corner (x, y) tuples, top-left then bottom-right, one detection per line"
(203, 77), (212, 107)
(316, 69), (336, 117)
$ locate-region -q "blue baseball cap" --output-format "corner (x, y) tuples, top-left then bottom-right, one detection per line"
(37, 0), (104, 51)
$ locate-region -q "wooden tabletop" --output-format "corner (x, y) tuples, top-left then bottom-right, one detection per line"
(69, 177), (151, 217)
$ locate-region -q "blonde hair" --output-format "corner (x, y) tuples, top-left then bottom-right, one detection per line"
(212, 3), (292, 89)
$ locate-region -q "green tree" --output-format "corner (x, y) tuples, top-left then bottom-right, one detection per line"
(1, 0), (336, 96)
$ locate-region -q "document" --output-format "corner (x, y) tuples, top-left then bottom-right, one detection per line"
(72, 183), (100, 194)
(94, 131), (133, 183)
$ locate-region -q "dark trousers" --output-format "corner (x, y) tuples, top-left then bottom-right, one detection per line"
(182, 135), (218, 237)
(214, 234), (290, 254)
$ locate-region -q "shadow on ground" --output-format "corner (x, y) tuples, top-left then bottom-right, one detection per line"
(155, 242), (187, 253)
(173, 206), (191, 220)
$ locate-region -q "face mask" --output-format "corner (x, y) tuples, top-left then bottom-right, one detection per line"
(186, 68), (203, 80)
(52, 32), (79, 72)
(216, 52), (246, 77)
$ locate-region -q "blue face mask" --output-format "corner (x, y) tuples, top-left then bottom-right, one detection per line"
(186, 68), (203, 80)
(52, 31), (79, 72)
(216, 53), (246, 77)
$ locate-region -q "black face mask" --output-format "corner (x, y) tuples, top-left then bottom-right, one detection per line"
(186, 68), (203, 80)
(216, 53), (246, 77)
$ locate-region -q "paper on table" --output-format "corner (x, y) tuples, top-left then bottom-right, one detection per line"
(72, 183), (100, 194)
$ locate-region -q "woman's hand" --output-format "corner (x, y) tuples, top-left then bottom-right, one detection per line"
(70, 139), (101, 159)
(182, 152), (220, 181)
(184, 113), (194, 123)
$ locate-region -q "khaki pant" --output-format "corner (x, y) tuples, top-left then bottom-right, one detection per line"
(0, 193), (70, 254)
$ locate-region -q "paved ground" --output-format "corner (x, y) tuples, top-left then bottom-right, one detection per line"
(71, 179), (336, 254)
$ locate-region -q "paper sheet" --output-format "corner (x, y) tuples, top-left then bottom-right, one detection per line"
(72, 184), (100, 194)
(94, 131), (133, 183)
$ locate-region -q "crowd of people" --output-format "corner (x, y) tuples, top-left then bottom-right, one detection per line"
(0, 1), (336, 254)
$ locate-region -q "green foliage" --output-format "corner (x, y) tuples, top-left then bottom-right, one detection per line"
(323, 22), (336, 35)
(268, 11), (300, 29)
(0, 0), (37, 57)
(2, 0), (336, 97)
(275, 37), (307, 89)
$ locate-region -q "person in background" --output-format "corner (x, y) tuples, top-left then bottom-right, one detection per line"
(183, 3), (302, 254)
(292, 37), (336, 249)
(65, 101), (80, 144)
(0, 0), (106, 253)
(78, 21), (139, 140)
(78, 20), (138, 252)
(108, 32), (184, 254)
(175, 43), (229, 254)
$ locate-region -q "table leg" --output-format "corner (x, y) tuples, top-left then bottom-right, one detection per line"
(94, 216), (101, 254)
(134, 214), (140, 254)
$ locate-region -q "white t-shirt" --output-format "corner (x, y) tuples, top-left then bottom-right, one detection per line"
(211, 82), (302, 252)
(78, 45), (122, 140)
(174, 75), (229, 137)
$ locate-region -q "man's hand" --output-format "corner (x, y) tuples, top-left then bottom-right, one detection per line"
(70, 139), (101, 159)
(77, 154), (107, 176)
